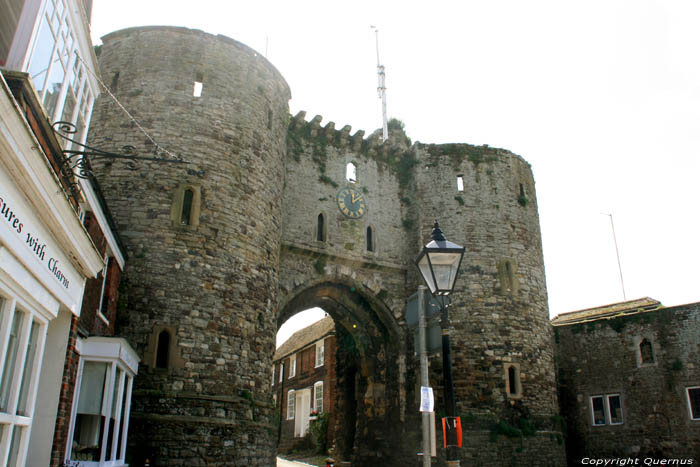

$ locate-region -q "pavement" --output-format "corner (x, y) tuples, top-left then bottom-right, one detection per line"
(277, 457), (320, 467)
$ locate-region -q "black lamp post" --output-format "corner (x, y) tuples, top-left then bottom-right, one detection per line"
(415, 220), (465, 465)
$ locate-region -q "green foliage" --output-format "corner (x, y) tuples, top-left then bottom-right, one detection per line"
(455, 195), (465, 206)
(377, 290), (388, 301)
(361, 186), (369, 194)
(396, 152), (418, 189)
(314, 256), (327, 275)
(318, 175), (338, 188)
(671, 358), (683, 371)
(401, 218), (414, 231)
(387, 118), (405, 131)
(309, 412), (330, 454)
(489, 418), (537, 442)
(400, 197), (412, 206)
(517, 194), (528, 207)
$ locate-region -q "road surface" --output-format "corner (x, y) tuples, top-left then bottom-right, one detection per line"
(277, 457), (319, 467)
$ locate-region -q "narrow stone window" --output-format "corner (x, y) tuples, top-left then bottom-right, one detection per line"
(317, 213), (325, 242)
(519, 184), (525, 197)
(346, 162), (357, 183)
(267, 108), (273, 130)
(366, 226), (374, 252)
(155, 330), (170, 369)
(110, 72), (119, 92)
(504, 363), (522, 399)
(193, 72), (204, 97)
(639, 339), (654, 364)
(171, 185), (201, 228)
(457, 175), (464, 192)
(507, 366), (517, 395)
(181, 189), (194, 225)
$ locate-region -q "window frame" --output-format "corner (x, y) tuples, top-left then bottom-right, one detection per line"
(590, 393), (623, 426)
(279, 362), (284, 383)
(64, 337), (138, 466)
(0, 291), (49, 467)
(315, 340), (325, 368)
(96, 254), (110, 325)
(287, 390), (295, 420)
(289, 354), (296, 379)
(314, 381), (323, 413)
(687, 386), (700, 421)
(22, 0), (97, 147)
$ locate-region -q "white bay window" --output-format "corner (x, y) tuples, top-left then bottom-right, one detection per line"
(66, 337), (138, 466)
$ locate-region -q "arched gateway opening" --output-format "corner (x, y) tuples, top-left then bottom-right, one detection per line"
(274, 279), (404, 464)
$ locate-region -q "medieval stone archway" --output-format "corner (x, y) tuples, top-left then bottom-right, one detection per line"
(277, 278), (406, 464)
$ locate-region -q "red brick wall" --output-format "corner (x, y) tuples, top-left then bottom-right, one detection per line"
(49, 315), (80, 467)
(275, 336), (338, 451)
(50, 212), (122, 465)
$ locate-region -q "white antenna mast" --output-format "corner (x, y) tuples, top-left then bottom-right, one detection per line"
(371, 26), (388, 141)
(602, 212), (627, 301)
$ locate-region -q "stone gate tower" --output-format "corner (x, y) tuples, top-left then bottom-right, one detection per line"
(88, 26), (290, 466)
(89, 26), (565, 467)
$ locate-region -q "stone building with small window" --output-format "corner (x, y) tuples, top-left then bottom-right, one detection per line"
(553, 298), (700, 464)
(272, 316), (336, 452)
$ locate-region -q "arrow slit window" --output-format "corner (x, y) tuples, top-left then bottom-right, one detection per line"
(316, 213), (326, 242)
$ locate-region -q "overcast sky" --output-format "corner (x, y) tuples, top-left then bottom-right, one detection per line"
(90, 1), (700, 339)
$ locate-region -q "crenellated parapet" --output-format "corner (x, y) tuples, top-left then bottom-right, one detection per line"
(287, 112), (411, 168)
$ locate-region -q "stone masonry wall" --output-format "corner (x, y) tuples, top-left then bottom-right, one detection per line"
(88, 25), (564, 466)
(88, 26), (290, 466)
(555, 304), (700, 464)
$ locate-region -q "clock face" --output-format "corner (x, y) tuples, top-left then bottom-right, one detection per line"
(336, 187), (367, 219)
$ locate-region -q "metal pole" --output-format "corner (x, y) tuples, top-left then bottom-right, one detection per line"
(603, 213), (627, 301)
(440, 296), (459, 466)
(418, 286), (431, 467)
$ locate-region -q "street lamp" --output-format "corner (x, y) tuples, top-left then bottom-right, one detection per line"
(415, 220), (465, 466)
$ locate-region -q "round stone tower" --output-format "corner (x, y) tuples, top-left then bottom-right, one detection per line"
(413, 144), (564, 464)
(88, 27), (290, 466)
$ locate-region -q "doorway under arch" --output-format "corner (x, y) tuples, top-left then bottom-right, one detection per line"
(274, 279), (406, 464)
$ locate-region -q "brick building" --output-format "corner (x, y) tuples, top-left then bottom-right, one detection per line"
(553, 298), (700, 464)
(1, 1), (137, 465)
(273, 316), (336, 451)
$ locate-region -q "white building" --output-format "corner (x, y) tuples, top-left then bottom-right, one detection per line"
(1, 1), (137, 465)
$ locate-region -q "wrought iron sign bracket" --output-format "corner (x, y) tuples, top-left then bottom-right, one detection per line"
(52, 121), (190, 203)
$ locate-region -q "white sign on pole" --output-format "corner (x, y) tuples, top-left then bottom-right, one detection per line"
(420, 386), (434, 413)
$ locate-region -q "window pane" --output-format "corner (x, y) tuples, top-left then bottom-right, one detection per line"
(106, 369), (122, 460)
(72, 361), (108, 461)
(28, 17), (56, 94)
(43, 57), (65, 120)
(315, 383), (323, 412)
(688, 388), (700, 419)
(591, 396), (605, 425)
(115, 377), (129, 460)
(17, 321), (40, 415)
(60, 84), (76, 125)
(0, 310), (25, 411)
(7, 425), (22, 466)
(608, 395), (623, 424)
(77, 362), (107, 414)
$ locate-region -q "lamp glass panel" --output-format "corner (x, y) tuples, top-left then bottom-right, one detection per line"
(426, 250), (462, 291)
(417, 255), (436, 293)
